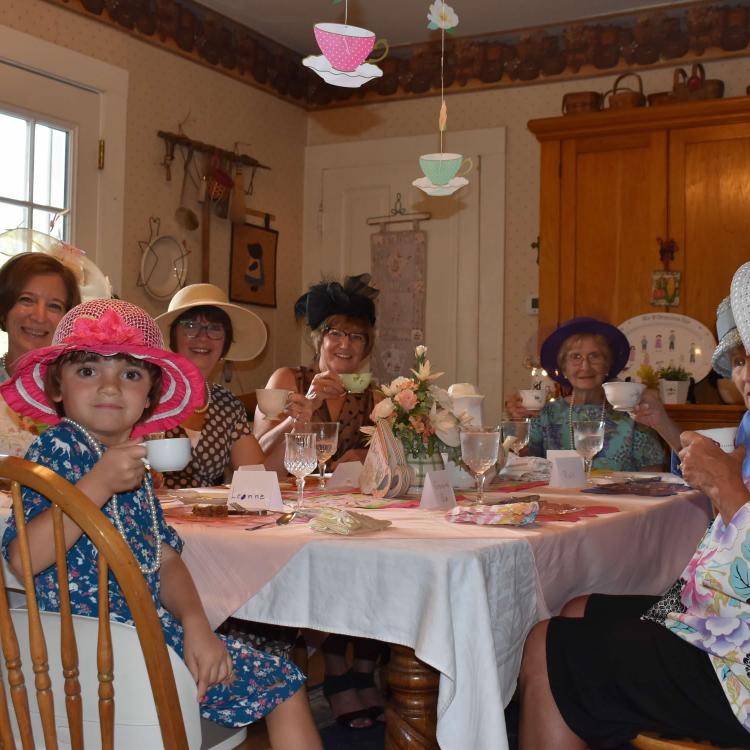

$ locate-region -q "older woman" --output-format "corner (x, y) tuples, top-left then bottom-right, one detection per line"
(254, 274), (384, 730)
(518, 266), (750, 749)
(156, 284), (266, 487)
(518, 317), (664, 471)
(0, 252), (80, 455)
(255, 274), (379, 472)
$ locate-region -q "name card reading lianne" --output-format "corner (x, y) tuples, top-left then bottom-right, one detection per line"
(229, 470), (284, 511)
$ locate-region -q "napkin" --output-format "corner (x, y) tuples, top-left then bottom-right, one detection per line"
(308, 508), (392, 535)
(446, 501), (539, 526)
(498, 455), (550, 482)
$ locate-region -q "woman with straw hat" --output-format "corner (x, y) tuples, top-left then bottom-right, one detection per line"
(156, 283), (268, 487)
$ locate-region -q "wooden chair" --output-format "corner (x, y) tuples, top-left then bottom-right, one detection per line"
(632, 732), (745, 749)
(0, 456), (246, 749)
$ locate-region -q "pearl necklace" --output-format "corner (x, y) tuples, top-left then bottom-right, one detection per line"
(193, 382), (212, 415)
(62, 418), (162, 574)
(568, 392), (607, 449)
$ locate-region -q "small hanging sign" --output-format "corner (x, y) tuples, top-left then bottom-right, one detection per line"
(651, 238), (681, 307)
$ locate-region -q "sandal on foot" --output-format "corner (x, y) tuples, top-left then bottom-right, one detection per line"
(352, 669), (385, 722)
(323, 670), (374, 730)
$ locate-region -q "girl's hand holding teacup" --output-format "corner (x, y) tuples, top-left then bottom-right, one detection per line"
(89, 441), (148, 500)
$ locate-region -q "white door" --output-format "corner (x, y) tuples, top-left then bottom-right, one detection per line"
(304, 129), (506, 418)
(0, 60), (100, 263)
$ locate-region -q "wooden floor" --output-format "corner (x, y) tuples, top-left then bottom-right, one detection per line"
(233, 721), (271, 750)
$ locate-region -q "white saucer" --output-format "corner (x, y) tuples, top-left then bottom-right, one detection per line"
(302, 54), (383, 88)
(412, 176), (469, 196)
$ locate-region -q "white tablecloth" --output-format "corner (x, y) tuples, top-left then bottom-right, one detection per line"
(0, 487), (714, 750)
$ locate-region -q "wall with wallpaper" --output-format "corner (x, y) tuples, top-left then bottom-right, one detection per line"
(308, 57), (750, 400)
(0, 0), (308, 395)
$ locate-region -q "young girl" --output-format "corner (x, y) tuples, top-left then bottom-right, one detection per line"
(0, 298), (322, 750)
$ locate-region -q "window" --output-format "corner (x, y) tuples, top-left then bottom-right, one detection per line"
(0, 109), (71, 242)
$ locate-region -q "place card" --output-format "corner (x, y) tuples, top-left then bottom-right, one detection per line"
(229, 470), (284, 511)
(548, 456), (586, 488)
(237, 464), (265, 471)
(420, 469), (456, 510)
(327, 461), (363, 489)
(546, 449), (580, 461)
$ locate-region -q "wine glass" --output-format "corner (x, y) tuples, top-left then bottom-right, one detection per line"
(305, 422), (339, 489)
(460, 426), (501, 504)
(284, 432), (317, 511)
(572, 420), (606, 481)
(501, 418), (530, 457)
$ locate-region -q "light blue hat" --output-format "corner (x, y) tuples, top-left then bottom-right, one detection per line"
(711, 296), (742, 378)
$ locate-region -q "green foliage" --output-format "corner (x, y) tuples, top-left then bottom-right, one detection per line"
(657, 365), (691, 382)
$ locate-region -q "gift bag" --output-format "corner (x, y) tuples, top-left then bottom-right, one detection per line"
(360, 419), (412, 498)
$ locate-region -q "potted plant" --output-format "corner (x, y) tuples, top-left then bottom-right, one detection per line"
(657, 365), (691, 404)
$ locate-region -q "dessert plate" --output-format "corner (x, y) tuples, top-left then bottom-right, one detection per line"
(412, 176), (469, 197)
(302, 55), (383, 88)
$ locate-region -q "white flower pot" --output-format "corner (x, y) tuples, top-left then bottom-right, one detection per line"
(658, 379), (690, 405)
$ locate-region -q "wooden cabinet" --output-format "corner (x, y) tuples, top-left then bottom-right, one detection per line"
(529, 97), (750, 342)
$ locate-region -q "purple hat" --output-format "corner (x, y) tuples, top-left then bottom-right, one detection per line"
(540, 316), (630, 384)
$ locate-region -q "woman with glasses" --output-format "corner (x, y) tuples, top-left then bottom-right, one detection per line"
(254, 274), (380, 474)
(508, 317), (664, 471)
(156, 283), (267, 487)
(254, 274), (386, 730)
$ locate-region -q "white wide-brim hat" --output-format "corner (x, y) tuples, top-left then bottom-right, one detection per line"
(732, 262), (750, 354)
(155, 283), (267, 362)
(711, 296), (742, 378)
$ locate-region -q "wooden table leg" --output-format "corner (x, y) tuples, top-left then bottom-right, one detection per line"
(384, 644), (440, 750)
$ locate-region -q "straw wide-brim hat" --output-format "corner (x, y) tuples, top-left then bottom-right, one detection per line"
(155, 284), (267, 362)
(711, 296), (742, 378)
(540, 316), (630, 384)
(0, 298), (205, 438)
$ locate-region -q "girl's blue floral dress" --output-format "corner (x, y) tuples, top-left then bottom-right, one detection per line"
(528, 399), (664, 471)
(1, 421), (304, 727)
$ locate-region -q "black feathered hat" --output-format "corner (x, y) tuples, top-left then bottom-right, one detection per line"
(294, 274), (378, 330)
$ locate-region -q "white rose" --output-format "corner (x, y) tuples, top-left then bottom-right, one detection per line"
(415, 345), (427, 357)
(371, 398), (396, 421)
(430, 406), (460, 447)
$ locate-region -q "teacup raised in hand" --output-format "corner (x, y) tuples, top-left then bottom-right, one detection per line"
(602, 381), (646, 414)
(256, 388), (289, 420)
(144, 437), (191, 472)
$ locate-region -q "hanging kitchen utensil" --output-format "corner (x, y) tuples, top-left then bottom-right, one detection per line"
(229, 157), (247, 224)
(137, 216), (190, 300)
(174, 146), (199, 231)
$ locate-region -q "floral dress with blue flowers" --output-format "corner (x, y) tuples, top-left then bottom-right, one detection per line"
(527, 399), (664, 471)
(1, 421), (304, 727)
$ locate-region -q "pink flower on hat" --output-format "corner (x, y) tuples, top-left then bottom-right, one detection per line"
(66, 309), (145, 347)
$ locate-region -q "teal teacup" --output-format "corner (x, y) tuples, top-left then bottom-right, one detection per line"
(419, 153), (472, 186)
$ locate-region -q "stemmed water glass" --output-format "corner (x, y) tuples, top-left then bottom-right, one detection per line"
(501, 418), (530, 457)
(572, 420), (606, 481)
(305, 422), (339, 489)
(460, 426), (501, 504)
(284, 432), (317, 511)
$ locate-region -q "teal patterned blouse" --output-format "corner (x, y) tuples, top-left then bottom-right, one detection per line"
(527, 398), (665, 471)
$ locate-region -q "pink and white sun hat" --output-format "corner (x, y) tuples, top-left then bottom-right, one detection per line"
(0, 298), (205, 438)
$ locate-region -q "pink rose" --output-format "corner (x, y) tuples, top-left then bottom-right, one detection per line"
(395, 389), (418, 411)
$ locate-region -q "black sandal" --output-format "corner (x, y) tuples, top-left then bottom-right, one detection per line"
(352, 669), (385, 722)
(323, 670), (375, 730)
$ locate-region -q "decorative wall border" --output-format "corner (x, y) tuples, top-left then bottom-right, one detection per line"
(42, 0), (750, 109)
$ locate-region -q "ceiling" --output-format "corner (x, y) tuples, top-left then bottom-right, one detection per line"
(199, 0), (672, 54)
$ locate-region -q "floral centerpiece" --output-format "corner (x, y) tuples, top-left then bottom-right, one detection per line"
(365, 346), (466, 472)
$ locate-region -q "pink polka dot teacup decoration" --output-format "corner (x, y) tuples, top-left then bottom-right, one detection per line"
(314, 22), (388, 72)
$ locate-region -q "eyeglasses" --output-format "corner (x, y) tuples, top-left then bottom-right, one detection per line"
(177, 319), (225, 340)
(565, 351), (607, 366)
(323, 327), (367, 346)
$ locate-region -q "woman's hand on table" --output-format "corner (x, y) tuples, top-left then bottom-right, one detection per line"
(678, 431), (750, 523)
(504, 392), (537, 419)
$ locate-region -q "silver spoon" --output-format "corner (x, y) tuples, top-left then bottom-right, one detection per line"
(246, 512), (296, 531)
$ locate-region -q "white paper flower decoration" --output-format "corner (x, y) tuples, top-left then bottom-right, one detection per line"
(427, 1), (459, 31)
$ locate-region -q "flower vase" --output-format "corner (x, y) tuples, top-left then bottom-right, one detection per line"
(405, 452), (445, 494)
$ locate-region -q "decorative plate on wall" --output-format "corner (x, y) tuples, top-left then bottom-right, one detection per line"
(618, 312), (716, 383)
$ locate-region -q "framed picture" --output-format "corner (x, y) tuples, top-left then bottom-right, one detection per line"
(229, 222), (278, 307)
(650, 270), (681, 307)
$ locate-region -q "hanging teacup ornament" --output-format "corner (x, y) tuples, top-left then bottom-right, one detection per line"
(414, 1), (469, 197)
(303, 0), (388, 89)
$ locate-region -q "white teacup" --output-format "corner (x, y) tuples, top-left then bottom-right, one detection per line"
(696, 427), (738, 453)
(602, 381), (646, 412)
(519, 389), (545, 411)
(340, 372), (373, 394)
(256, 388), (289, 419)
(144, 437), (191, 472)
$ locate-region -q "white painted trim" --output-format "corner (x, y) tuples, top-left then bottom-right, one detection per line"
(303, 128), (506, 415)
(0, 24), (128, 294)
